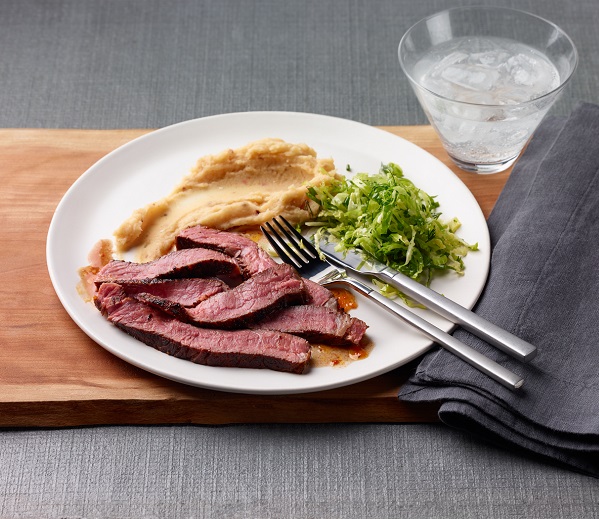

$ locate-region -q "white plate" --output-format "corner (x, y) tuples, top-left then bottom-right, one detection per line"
(47, 111), (490, 395)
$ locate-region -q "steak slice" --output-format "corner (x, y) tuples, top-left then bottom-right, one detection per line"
(184, 263), (304, 328)
(303, 279), (338, 309)
(252, 305), (368, 346)
(98, 288), (311, 374)
(95, 277), (229, 323)
(94, 248), (241, 287)
(176, 225), (276, 278)
(176, 226), (338, 306)
(95, 282), (128, 314)
(132, 292), (190, 321)
(111, 278), (228, 307)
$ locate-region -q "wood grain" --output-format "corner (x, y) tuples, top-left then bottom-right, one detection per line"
(0, 127), (510, 427)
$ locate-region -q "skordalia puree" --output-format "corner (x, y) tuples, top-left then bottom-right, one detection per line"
(114, 138), (340, 262)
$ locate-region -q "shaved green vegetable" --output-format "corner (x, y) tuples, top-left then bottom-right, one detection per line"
(306, 162), (477, 288)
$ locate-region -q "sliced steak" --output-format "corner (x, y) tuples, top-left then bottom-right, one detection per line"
(184, 263), (304, 328)
(94, 248), (241, 287)
(95, 282), (128, 314)
(115, 278), (228, 307)
(132, 292), (190, 321)
(176, 226), (339, 307)
(176, 225), (276, 277)
(252, 305), (368, 346)
(303, 279), (338, 309)
(99, 291), (311, 374)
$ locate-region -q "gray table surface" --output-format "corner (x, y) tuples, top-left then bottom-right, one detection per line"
(2, 1), (598, 518)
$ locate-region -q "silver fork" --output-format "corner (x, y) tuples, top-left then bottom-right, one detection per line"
(261, 216), (524, 391)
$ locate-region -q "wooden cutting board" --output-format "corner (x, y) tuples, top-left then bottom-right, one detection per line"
(0, 127), (510, 427)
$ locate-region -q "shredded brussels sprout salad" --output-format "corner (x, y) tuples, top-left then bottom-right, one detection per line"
(306, 162), (478, 296)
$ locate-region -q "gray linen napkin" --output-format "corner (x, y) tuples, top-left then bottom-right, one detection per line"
(398, 102), (599, 478)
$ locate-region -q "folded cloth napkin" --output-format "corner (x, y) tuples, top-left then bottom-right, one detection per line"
(398, 102), (599, 478)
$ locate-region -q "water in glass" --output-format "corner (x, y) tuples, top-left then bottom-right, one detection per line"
(413, 36), (560, 167)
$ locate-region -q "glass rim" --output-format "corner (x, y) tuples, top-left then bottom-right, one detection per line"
(398, 6), (579, 109)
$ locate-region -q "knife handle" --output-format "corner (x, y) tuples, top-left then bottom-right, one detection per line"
(338, 277), (524, 391)
(378, 269), (537, 362)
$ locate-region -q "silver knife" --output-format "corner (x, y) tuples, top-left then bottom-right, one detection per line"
(319, 242), (537, 363)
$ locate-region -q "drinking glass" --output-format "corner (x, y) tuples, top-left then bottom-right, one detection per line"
(398, 7), (578, 174)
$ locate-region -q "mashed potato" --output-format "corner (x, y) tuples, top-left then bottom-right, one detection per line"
(114, 138), (339, 262)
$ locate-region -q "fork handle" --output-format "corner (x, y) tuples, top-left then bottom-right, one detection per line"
(338, 277), (524, 391)
(376, 269), (537, 362)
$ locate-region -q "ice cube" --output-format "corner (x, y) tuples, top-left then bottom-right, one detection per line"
(426, 51), (469, 79)
(441, 64), (500, 92)
(504, 54), (536, 86)
(471, 50), (512, 68)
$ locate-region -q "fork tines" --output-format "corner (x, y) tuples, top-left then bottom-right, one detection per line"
(260, 217), (318, 269)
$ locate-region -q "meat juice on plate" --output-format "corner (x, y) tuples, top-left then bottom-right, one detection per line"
(412, 36), (560, 166)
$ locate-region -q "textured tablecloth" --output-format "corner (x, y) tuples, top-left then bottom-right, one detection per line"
(2, 1), (599, 518)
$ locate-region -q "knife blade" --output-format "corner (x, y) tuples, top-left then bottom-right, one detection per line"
(318, 241), (537, 363)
